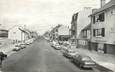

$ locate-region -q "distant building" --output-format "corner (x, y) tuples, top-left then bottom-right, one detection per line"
(70, 7), (92, 46)
(77, 24), (91, 49)
(77, 7), (92, 38)
(8, 26), (30, 43)
(89, 0), (115, 54)
(44, 31), (50, 39)
(49, 24), (61, 41)
(70, 13), (78, 43)
(58, 25), (70, 41)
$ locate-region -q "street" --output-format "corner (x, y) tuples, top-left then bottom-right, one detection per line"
(0, 0), (115, 72)
(1, 37), (94, 72)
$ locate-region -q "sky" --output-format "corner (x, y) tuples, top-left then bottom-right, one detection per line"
(0, 0), (110, 35)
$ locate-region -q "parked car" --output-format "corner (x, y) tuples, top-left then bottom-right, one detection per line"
(15, 43), (21, 47)
(52, 44), (61, 50)
(58, 41), (63, 45)
(25, 39), (33, 45)
(25, 42), (31, 45)
(50, 41), (61, 49)
(12, 47), (21, 51)
(72, 54), (96, 68)
(20, 44), (26, 49)
(61, 45), (68, 51)
(63, 49), (78, 58)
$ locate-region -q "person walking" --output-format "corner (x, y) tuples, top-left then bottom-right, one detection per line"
(0, 52), (7, 68)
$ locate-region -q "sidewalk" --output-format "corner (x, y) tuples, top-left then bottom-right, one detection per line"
(71, 47), (115, 72)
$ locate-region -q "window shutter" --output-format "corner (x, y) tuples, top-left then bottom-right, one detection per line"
(93, 16), (95, 24)
(101, 13), (104, 21)
(102, 28), (105, 37)
(93, 29), (95, 36)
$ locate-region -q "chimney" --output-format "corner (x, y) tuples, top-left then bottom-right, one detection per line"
(100, 0), (106, 7)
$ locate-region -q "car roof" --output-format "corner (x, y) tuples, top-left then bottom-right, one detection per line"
(75, 54), (90, 57)
(79, 55), (91, 58)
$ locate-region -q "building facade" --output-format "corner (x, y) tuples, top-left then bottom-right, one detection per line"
(8, 26), (30, 43)
(77, 24), (91, 49)
(90, 0), (115, 54)
(77, 7), (92, 38)
(70, 7), (92, 47)
(49, 24), (61, 41)
(70, 13), (78, 44)
(58, 25), (70, 41)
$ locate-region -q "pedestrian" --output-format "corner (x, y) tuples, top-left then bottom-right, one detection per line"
(0, 52), (7, 68)
(0, 52), (3, 68)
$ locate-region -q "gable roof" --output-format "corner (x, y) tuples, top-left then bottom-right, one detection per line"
(81, 24), (91, 31)
(91, 0), (115, 15)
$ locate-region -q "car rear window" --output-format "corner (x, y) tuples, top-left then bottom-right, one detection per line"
(82, 56), (91, 61)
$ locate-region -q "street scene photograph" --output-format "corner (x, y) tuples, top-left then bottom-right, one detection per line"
(0, 0), (115, 72)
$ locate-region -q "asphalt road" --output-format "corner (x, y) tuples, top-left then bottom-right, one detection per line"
(1, 37), (95, 72)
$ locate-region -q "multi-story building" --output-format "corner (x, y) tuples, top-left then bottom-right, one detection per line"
(58, 25), (70, 41)
(49, 24), (61, 41)
(8, 26), (30, 43)
(78, 24), (91, 49)
(70, 13), (78, 43)
(77, 7), (92, 38)
(70, 7), (92, 47)
(90, 0), (115, 54)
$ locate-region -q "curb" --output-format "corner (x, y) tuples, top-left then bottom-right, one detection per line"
(93, 63), (113, 72)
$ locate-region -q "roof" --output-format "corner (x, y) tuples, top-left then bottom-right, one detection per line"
(0, 29), (8, 31)
(81, 24), (91, 31)
(91, 0), (115, 15)
(18, 27), (30, 34)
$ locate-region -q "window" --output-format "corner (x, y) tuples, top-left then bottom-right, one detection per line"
(111, 9), (115, 15)
(99, 13), (104, 22)
(93, 28), (105, 37)
(102, 28), (105, 37)
(97, 29), (102, 36)
(93, 29), (95, 36)
(83, 30), (87, 37)
(93, 12), (105, 24)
